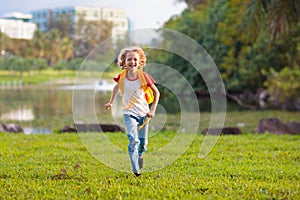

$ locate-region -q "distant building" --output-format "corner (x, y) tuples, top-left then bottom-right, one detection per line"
(0, 12), (37, 40)
(30, 6), (130, 38)
(29, 9), (51, 31)
(3, 12), (33, 22)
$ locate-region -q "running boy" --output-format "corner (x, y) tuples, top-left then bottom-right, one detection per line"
(105, 46), (160, 177)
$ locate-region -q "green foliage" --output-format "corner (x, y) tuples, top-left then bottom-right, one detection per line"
(1, 56), (33, 77)
(45, 13), (73, 37)
(74, 17), (113, 57)
(244, 0), (300, 40)
(54, 60), (67, 71)
(159, 0), (300, 107)
(264, 67), (300, 107)
(65, 57), (84, 71)
(0, 133), (299, 199)
(2, 17), (114, 67)
(32, 58), (48, 72)
(31, 29), (75, 66)
(219, 0), (299, 91)
(0, 32), (12, 54)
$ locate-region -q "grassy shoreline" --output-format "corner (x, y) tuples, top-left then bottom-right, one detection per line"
(0, 133), (299, 199)
(2, 110), (299, 135)
(0, 69), (117, 85)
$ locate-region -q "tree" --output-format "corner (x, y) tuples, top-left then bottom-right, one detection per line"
(57, 36), (74, 61)
(66, 57), (84, 71)
(158, 0), (300, 110)
(244, 0), (300, 40)
(6, 56), (32, 77)
(0, 32), (12, 56)
(45, 13), (73, 37)
(74, 17), (113, 57)
(54, 59), (67, 72)
(175, 0), (214, 11)
(32, 30), (46, 58)
(264, 67), (300, 110)
(32, 29), (74, 66)
(32, 58), (48, 74)
(44, 29), (61, 66)
(161, 0), (228, 93)
(241, 0), (300, 110)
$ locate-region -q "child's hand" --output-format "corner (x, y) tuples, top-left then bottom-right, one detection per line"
(146, 111), (154, 118)
(105, 103), (112, 110)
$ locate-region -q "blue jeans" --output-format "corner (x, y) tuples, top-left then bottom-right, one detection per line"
(123, 114), (148, 173)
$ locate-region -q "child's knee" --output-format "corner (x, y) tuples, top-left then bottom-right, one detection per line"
(128, 142), (139, 152)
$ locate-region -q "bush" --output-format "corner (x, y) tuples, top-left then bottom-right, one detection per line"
(264, 67), (300, 109)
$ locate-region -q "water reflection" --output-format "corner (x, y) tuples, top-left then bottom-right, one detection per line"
(0, 87), (74, 125)
(0, 86), (219, 122)
(58, 80), (115, 91)
(1, 107), (34, 121)
(23, 127), (52, 135)
(0, 86), (233, 133)
(0, 86), (112, 129)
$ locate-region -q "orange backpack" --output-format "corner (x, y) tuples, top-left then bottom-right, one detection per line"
(119, 69), (154, 109)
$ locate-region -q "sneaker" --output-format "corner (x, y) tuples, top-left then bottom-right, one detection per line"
(138, 155), (144, 169)
(134, 172), (141, 177)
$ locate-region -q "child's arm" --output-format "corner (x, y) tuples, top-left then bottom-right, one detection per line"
(146, 84), (160, 118)
(105, 83), (119, 110)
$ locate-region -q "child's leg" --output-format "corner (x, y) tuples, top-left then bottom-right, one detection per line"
(138, 116), (149, 156)
(123, 114), (140, 174)
(137, 117), (148, 170)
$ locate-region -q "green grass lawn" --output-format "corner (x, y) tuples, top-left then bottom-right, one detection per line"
(0, 133), (299, 199)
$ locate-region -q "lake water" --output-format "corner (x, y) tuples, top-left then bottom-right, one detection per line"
(1, 87), (72, 121)
(0, 83), (231, 134)
(0, 84), (113, 133)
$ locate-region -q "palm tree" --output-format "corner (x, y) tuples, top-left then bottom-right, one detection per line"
(245, 0), (299, 40)
(0, 32), (12, 56)
(58, 36), (74, 61)
(32, 30), (46, 58)
(44, 29), (61, 66)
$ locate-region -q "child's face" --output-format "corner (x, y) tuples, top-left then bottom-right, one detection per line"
(125, 52), (140, 72)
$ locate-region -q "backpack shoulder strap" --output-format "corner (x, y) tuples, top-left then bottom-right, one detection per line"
(137, 68), (147, 90)
(119, 70), (127, 95)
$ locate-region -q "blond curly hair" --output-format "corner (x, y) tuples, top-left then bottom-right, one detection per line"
(117, 46), (147, 69)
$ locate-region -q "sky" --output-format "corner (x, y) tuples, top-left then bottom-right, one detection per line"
(0, 0), (187, 29)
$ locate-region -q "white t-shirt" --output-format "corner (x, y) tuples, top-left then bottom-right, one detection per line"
(122, 77), (149, 116)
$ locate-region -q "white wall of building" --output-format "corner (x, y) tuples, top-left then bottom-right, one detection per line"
(0, 19), (37, 40)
